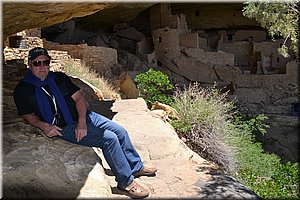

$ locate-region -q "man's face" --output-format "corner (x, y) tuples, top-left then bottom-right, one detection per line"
(29, 55), (50, 81)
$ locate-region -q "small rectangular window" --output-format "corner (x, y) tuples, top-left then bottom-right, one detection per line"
(228, 34), (233, 41)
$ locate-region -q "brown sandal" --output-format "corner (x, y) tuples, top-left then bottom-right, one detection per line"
(122, 180), (149, 199)
(133, 166), (157, 177)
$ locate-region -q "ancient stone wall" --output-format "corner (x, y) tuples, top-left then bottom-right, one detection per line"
(149, 4), (162, 30)
(152, 27), (180, 60)
(254, 40), (291, 70)
(183, 48), (234, 66)
(171, 3), (260, 30)
(235, 30), (266, 42)
(44, 40), (117, 76)
(125, 6), (300, 163)
(179, 33), (198, 48)
(218, 42), (250, 68)
(24, 28), (42, 38)
(177, 13), (188, 35)
(3, 32), (83, 76)
(3, 46), (77, 76)
(44, 40), (85, 59)
(198, 37), (208, 50)
(4, 28), (43, 50)
(3, 48), (29, 62)
(233, 61), (299, 162)
(83, 46), (117, 77)
(208, 34), (219, 50)
(161, 9), (178, 29)
(26, 37), (44, 50)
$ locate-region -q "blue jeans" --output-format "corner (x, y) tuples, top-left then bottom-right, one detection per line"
(59, 110), (144, 189)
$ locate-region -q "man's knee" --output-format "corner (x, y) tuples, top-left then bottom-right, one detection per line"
(103, 130), (119, 147)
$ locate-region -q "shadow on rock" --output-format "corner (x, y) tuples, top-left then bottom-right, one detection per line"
(196, 174), (262, 199)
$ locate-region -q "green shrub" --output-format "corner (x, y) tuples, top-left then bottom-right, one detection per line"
(234, 113), (270, 138)
(231, 114), (299, 199)
(170, 83), (299, 199)
(171, 83), (236, 130)
(231, 114), (279, 176)
(170, 83), (237, 174)
(135, 68), (173, 106)
(236, 147), (299, 199)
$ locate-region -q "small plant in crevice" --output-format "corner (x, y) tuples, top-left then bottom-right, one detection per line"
(135, 68), (174, 107)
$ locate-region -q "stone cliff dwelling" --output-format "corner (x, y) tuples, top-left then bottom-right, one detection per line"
(3, 3), (299, 163)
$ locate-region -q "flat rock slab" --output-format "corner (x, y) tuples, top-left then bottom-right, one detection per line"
(3, 96), (260, 199)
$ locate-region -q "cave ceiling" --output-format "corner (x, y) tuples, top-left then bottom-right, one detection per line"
(72, 3), (153, 31)
(2, 2), (155, 40)
(3, 2), (261, 40)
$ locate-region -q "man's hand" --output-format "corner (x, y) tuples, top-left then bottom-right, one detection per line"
(75, 121), (87, 142)
(22, 113), (62, 138)
(42, 123), (63, 137)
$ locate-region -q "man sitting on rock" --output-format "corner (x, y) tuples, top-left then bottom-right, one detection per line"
(13, 47), (157, 199)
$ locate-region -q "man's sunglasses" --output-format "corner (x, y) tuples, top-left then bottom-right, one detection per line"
(32, 60), (50, 67)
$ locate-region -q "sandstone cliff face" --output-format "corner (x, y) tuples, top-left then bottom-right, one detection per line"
(2, 3), (154, 40)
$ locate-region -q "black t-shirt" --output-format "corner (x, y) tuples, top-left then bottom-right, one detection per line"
(13, 72), (80, 128)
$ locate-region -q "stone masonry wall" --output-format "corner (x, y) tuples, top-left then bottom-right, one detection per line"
(44, 40), (86, 59)
(183, 48), (234, 66)
(179, 33), (198, 48)
(44, 40), (117, 76)
(232, 61), (299, 162)
(149, 4), (162, 30)
(26, 37), (44, 50)
(177, 13), (188, 35)
(3, 48), (29, 62)
(82, 45), (117, 77)
(24, 28), (42, 38)
(218, 42), (250, 67)
(254, 40), (291, 70)
(3, 46), (77, 76)
(152, 27), (180, 60)
(234, 61), (298, 115)
(198, 37), (208, 50)
(235, 30), (266, 42)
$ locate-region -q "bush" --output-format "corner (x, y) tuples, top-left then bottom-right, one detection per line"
(170, 82), (299, 199)
(239, 161), (299, 199)
(135, 68), (173, 106)
(231, 114), (299, 199)
(231, 114), (279, 176)
(170, 83), (237, 174)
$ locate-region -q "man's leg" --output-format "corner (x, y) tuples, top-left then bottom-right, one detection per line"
(87, 111), (144, 174)
(60, 123), (134, 189)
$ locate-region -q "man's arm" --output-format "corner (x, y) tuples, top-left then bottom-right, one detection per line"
(71, 90), (88, 142)
(22, 113), (62, 137)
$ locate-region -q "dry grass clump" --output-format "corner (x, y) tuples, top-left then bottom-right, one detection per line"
(171, 82), (237, 174)
(184, 124), (236, 174)
(62, 60), (120, 100)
